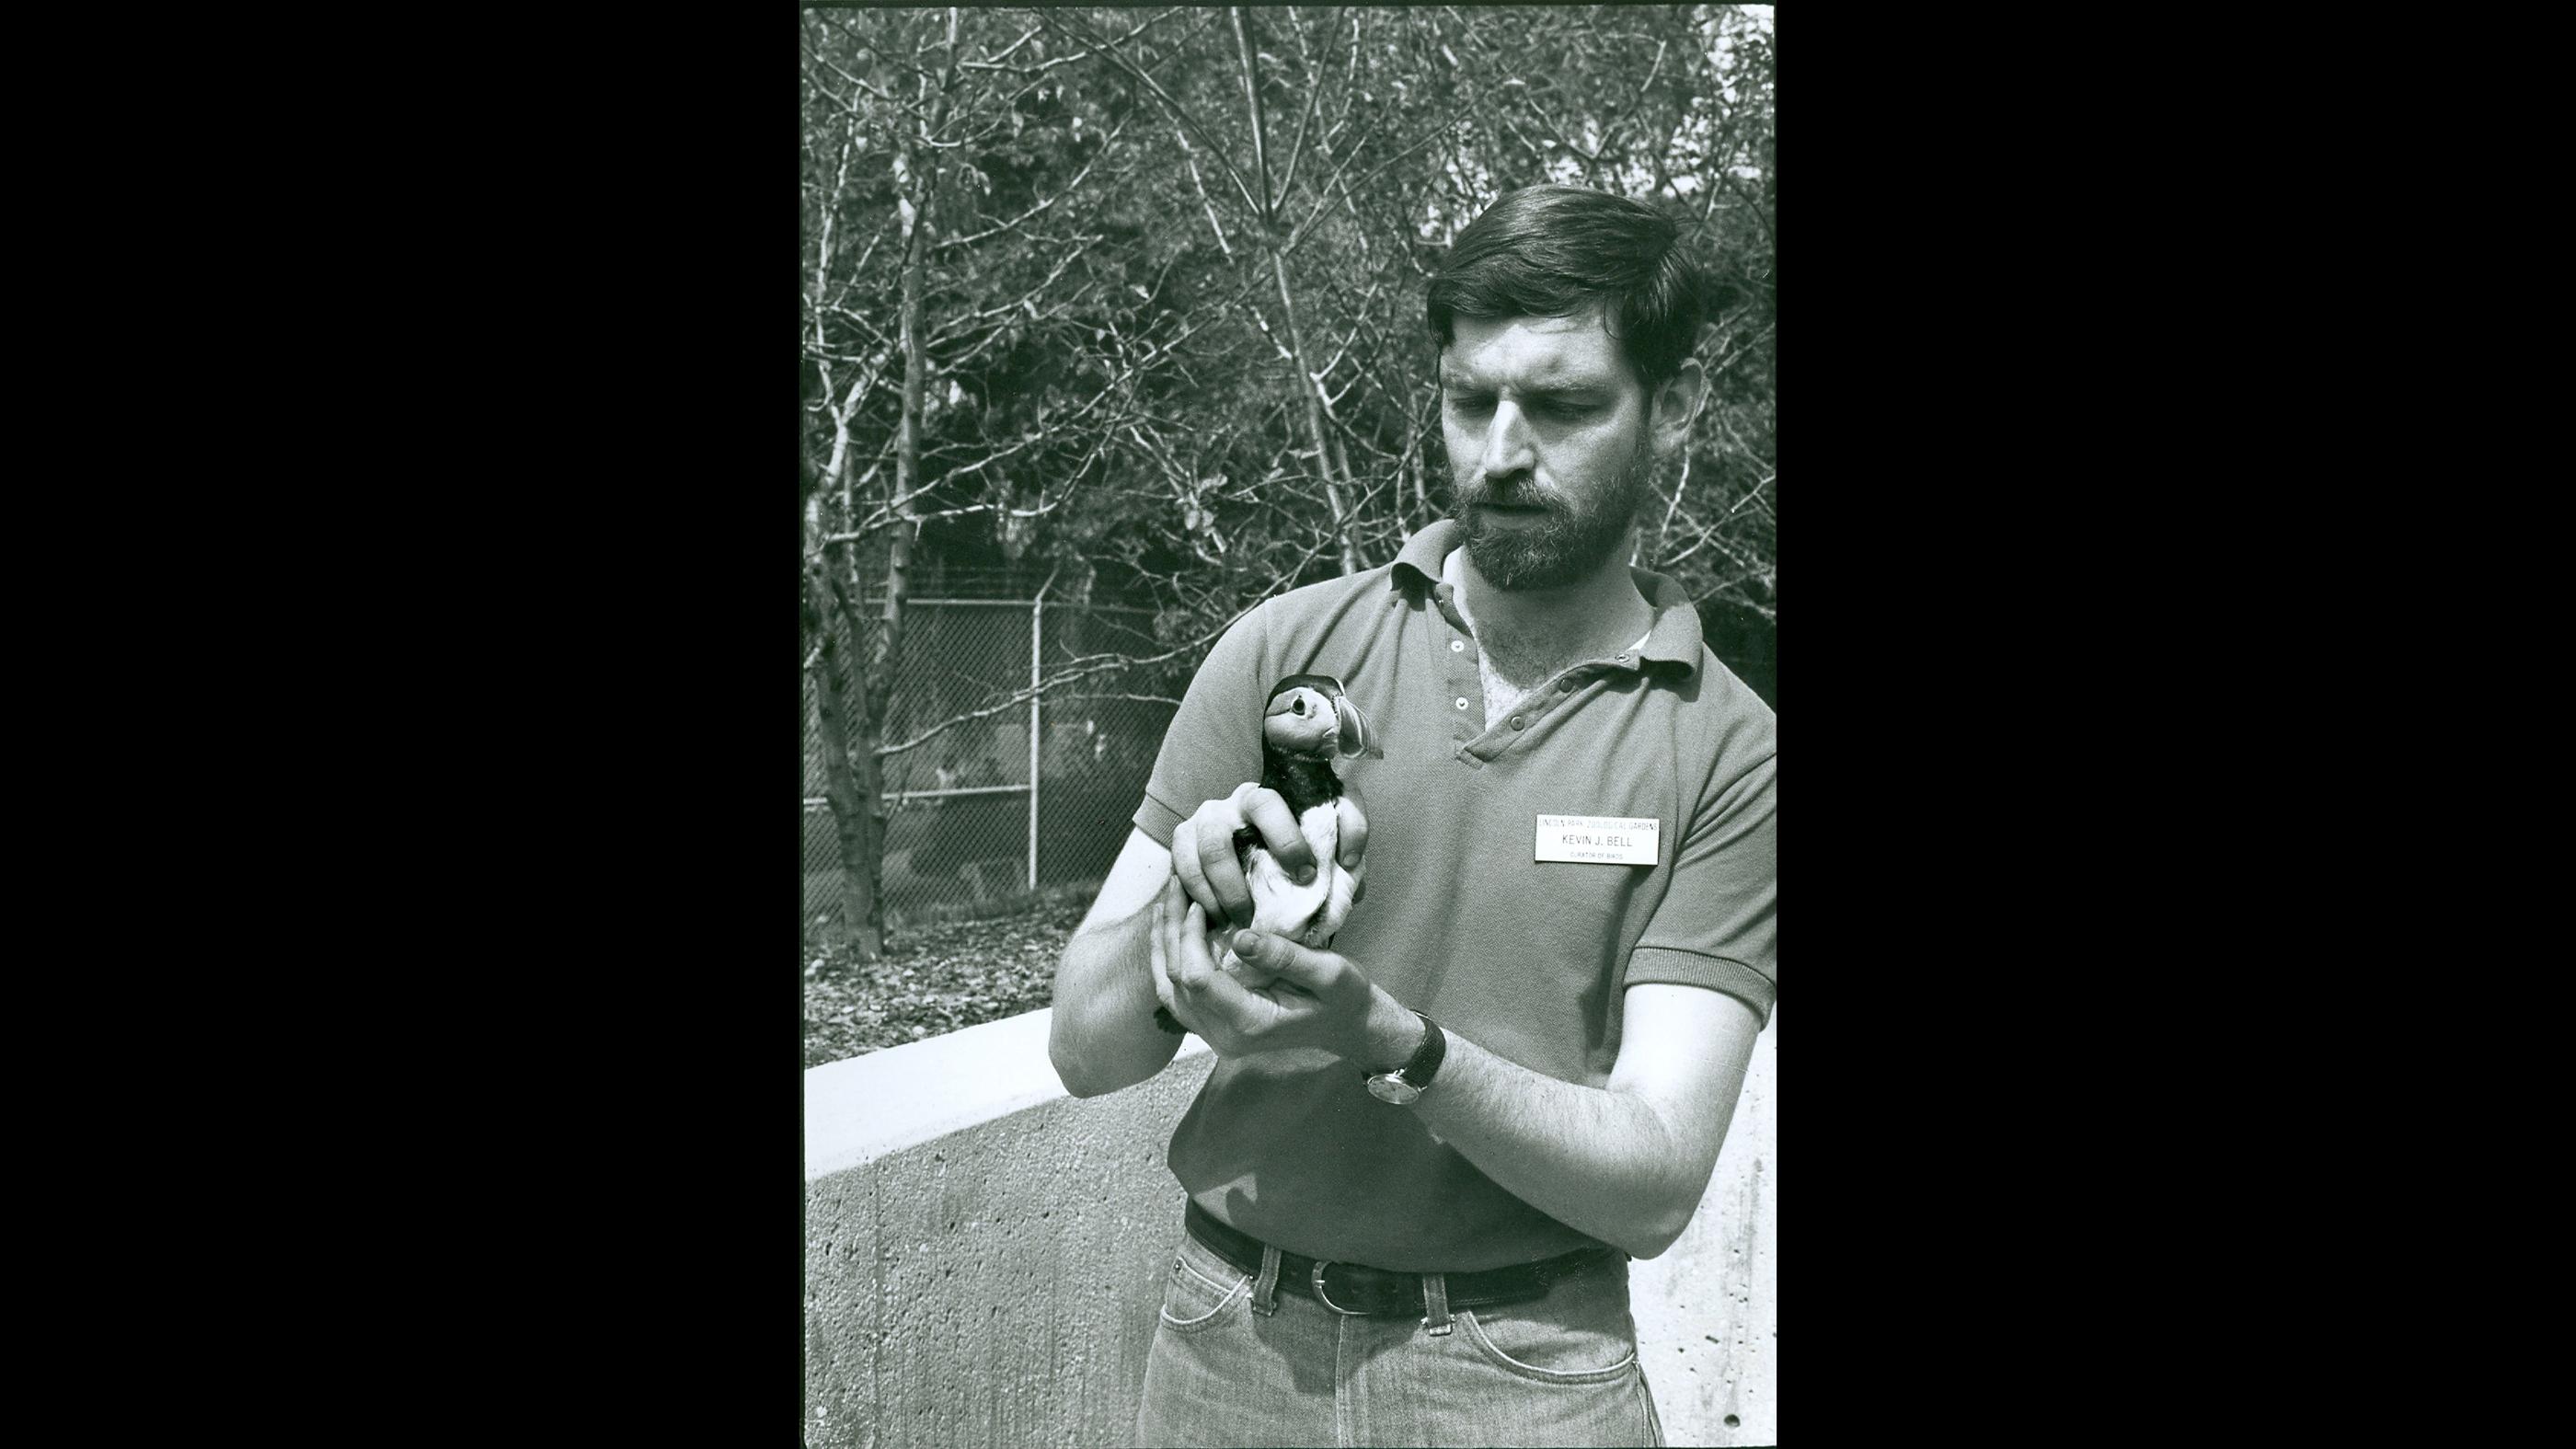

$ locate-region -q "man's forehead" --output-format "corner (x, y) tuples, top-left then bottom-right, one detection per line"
(1440, 312), (1626, 383)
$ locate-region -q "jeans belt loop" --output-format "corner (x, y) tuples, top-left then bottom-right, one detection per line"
(1249, 1245), (1283, 1317)
(1309, 1260), (1371, 1317)
(1420, 1272), (1454, 1337)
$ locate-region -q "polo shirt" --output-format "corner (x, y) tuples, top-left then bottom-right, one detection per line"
(1132, 518), (1777, 1271)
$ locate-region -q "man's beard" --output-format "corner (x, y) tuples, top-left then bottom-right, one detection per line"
(1450, 437), (1652, 591)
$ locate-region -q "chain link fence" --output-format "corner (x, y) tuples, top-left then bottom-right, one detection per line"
(803, 596), (1180, 935)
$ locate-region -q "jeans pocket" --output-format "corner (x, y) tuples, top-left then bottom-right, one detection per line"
(1453, 1262), (1641, 1386)
(1456, 1308), (1639, 1385)
(1157, 1236), (1250, 1333)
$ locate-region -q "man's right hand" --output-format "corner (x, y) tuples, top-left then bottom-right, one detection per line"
(1169, 782), (1315, 933)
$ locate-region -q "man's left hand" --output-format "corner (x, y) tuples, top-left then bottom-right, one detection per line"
(1148, 877), (1412, 1064)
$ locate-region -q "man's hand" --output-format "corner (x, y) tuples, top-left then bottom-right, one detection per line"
(1169, 785), (1369, 931)
(1147, 878), (1415, 1064)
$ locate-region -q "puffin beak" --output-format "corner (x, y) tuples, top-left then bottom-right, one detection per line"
(1331, 692), (1369, 758)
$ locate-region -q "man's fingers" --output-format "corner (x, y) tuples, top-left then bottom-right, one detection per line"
(1171, 822), (1222, 921)
(1220, 933), (1284, 991)
(1149, 880), (1183, 1015)
(1194, 813), (1255, 926)
(1148, 887), (1173, 1004)
(1229, 929), (1346, 997)
(1178, 906), (1265, 1026)
(1333, 795), (1367, 906)
(1179, 903), (1265, 1032)
(1238, 788), (1317, 880)
(1170, 901), (1218, 990)
(1333, 794), (1369, 869)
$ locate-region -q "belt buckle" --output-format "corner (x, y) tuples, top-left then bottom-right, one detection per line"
(1309, 1260), (1370, 1316)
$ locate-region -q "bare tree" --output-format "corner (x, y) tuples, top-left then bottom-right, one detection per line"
(800, 6), (1778, 954)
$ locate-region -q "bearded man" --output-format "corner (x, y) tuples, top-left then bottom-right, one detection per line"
(1051, 184), (1777, 1448)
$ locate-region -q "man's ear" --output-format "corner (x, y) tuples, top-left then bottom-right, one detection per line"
(1649, 359), (1708, 455)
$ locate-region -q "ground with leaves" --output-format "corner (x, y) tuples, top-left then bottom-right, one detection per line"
(802, 893), (1092, 1067)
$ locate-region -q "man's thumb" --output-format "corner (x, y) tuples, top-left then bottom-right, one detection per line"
(1233, 929), (1334, 989)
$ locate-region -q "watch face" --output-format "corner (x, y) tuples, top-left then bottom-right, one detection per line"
(1366, 1074), (1421, 1105)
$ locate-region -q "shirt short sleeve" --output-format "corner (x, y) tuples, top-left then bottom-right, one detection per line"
(1626, 751), (1777, 1027)
(1132, 604), (1273, 846)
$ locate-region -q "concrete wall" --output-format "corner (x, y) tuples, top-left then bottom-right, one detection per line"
(805, 1008), (1776, 1447)
(1631, 1009), (1777, 1443)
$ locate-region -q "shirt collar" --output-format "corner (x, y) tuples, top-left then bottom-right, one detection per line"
(1629, 569), (1704, 674)
(1390, 519), (1458, 591)
(1390, 519), (1703, 676)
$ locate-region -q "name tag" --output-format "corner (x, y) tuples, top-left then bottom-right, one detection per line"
(1535, 814), (1661, 866)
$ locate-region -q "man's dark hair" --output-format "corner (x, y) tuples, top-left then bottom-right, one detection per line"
(1425, 185), (1707, 388)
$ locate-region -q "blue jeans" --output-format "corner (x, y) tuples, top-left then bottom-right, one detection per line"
(1134, 1223), (1664, 1448)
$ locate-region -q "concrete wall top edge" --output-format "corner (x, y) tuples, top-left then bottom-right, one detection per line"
(805, 1006), (1212, 1180)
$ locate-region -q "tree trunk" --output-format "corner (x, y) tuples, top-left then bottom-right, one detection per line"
(851, 7), (958, 952)
(805, 562), (885, 960)
(887, 139), (926, 669)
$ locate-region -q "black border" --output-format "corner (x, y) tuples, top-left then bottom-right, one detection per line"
(448, 6), (2197, 1440)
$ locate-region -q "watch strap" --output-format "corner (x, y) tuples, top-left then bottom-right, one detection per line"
(1373, 1010), (1445, 1091)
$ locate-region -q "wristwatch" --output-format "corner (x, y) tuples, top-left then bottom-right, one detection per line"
(1364, 1010), (1447, 1105)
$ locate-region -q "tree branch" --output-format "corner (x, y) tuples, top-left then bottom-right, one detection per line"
(1035, 7), (1262, 222)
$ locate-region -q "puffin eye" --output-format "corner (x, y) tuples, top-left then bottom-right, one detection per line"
(1290, 696), (1307, 715)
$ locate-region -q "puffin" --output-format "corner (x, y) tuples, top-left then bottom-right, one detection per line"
(1154, 673), (1369, 1034)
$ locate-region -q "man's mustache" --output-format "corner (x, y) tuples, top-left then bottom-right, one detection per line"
(1461, 481), (1558, 510)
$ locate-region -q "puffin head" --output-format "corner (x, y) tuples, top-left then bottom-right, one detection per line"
(1261, 674), (1370, 760)
(1263, 685), (1340, 758)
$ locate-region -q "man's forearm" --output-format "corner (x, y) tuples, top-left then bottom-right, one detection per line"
(1049, 899), (1186, 1097)
(1179, 930), (1746, 1259)
(1381, 1008), (1718, 1259)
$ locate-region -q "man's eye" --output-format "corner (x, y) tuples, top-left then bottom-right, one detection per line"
(1445, 394), (1492, 416)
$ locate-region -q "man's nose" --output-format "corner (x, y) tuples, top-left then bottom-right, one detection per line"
(1480, 400), (1535, 479)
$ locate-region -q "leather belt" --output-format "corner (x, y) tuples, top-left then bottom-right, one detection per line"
(1183, 1201), (1615, 1318)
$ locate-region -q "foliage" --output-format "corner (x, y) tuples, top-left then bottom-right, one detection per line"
(798, 5), (1777, 968)
(801, 893), (1090, 1065)
(802, 3), (1775, 642)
